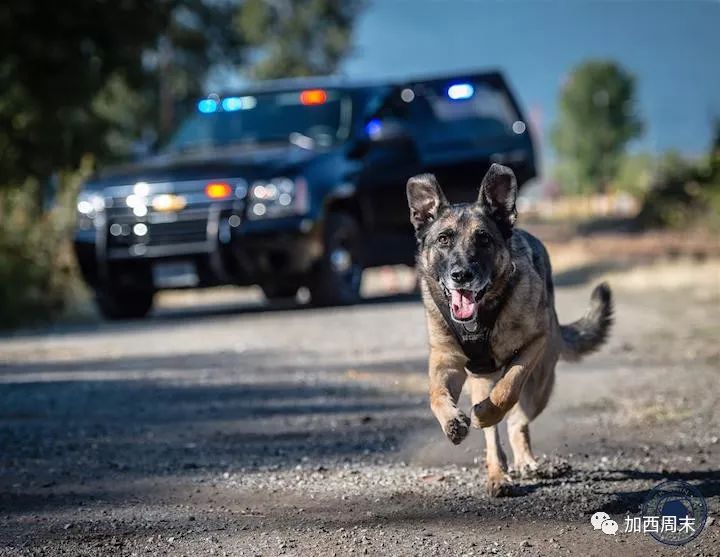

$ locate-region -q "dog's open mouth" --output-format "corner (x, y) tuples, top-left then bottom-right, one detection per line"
(450, 288), (480, 321)
(440, 283), (483, 323)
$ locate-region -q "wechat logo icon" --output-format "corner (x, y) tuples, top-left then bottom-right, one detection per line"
(591, 511), (619, 535)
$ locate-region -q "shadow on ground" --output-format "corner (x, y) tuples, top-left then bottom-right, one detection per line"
(1, 291), (421, 341)
(0, 348), (429, 514)
(596, 469), (720, 514)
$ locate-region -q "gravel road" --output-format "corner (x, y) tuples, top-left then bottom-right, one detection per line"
(1, 260), (718, 556)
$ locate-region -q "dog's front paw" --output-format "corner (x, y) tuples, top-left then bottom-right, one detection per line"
(486, 472), (514, 497)
(471, 398), (505, 428)
(443, 412), (471, 445)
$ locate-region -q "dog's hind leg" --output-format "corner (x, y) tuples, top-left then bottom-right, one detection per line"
(468, 374), (512, 497)
(507, 408), (538, 478)
(508, 359), (555, 477)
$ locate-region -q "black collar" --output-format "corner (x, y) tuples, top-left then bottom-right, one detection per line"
(432, 267), (518, 376)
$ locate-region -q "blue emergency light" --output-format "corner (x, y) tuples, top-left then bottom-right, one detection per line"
(447, 83), (474, 100)
(197, 99), (218, 114)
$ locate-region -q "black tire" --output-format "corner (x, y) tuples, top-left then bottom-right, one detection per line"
(261, 283), (299, 302)
(95, 287), (154, 320)
(308, 213), (363, 306)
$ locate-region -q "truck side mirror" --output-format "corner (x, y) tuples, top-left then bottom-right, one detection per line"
(365, 117), (410, 143)
(348, 117), (412, 158)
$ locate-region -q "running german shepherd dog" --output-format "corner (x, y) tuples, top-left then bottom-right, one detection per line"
(407, 164), (613, 496)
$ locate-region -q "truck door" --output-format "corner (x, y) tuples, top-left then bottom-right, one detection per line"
(355, 88), (424, 265)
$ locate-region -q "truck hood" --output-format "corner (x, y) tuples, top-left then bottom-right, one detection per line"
(87, 144), (327, 188)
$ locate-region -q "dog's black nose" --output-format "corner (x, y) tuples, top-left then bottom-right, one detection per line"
(450, 267), (472, 284)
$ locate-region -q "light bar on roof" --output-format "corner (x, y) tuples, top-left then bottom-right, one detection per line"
(221, 97), (244, 111)
(221, 96), (257, 111)
(197, 98), (219, 113)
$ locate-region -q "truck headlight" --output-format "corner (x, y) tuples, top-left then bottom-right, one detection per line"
(76, 191), (105, 230)
(247, 177), (309, 220)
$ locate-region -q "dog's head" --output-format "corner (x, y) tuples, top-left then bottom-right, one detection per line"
(407, 163), (517, 326)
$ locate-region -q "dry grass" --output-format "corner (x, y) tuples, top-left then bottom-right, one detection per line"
(599, 258), (720, 295)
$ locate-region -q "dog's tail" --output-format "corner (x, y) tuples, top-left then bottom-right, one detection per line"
(559, 282), (613, 361)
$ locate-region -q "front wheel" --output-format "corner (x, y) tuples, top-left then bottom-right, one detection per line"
(95, 287), (154, 320)
(308, 213), (362, 306)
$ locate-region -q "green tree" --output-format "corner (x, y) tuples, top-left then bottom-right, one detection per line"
(0, 1), (246, 191)
(0, 1), (174, 189)
(236, 0), (366, 79)
(552, 60), (643, 194)
(152, 0), (245, 138)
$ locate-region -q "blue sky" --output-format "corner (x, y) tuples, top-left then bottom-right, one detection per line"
(342, 0), (720, 162)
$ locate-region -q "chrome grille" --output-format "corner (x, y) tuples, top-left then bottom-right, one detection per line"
(100, 178), (245, 253)
(146, 219), (208, 245)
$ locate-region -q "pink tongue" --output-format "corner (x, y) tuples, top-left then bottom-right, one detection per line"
(450, 289), (476, 320)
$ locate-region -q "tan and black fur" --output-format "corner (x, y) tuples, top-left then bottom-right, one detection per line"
(407, 164), (613, 496)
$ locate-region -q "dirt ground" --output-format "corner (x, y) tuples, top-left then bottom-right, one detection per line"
(1, 231), (719, 556)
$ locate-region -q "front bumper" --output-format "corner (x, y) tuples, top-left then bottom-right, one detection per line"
(75, 210), (323, 291)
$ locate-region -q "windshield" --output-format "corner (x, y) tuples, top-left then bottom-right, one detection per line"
(162, 89), (351, 154)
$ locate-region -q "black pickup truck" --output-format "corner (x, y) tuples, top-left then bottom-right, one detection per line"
(74, 71), (537, 318)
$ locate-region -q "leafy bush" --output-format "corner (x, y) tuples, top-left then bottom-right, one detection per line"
(614, 153), (655, 197)
(0, 168), (87, 328)
(637, 151), (720, 230)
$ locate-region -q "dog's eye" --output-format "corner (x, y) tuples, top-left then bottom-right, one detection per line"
(437, 233), (451, 246)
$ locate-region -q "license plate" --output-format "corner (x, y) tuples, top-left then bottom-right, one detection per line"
(152, 260), (199, 288)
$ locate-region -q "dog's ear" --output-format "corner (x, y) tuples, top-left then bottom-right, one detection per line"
(478, 163), (517, 238)
(407, 173), (447, 235)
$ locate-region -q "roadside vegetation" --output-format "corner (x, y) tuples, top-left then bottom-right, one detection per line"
(637, 143), (720, 230)
(0, 170), (86, 328)
(551, 60), (720, 231)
